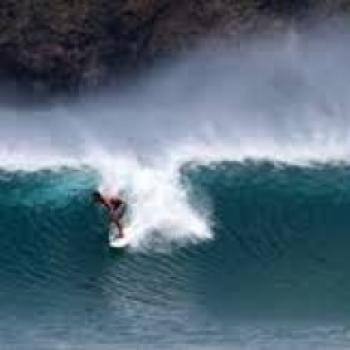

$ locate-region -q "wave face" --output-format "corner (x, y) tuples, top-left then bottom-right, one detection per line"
(1, 162), (350, 348)
(3, 28), (350, 348)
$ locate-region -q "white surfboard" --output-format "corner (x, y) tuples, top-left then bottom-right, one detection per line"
(109, 224), (131, 249)
(109, 235), (130, 249)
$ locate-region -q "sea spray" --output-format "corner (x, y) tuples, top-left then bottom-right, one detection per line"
(84, 149), (212, 250)
(2, 26), (350, 346)
(2, 28), (350, 249)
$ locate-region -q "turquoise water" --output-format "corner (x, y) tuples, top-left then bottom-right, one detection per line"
(2, 162), (350, 348)
(3, 30), (350, 348)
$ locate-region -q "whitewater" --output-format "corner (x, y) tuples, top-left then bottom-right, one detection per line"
(3, 28), (350, 249)
(3, 26), (350, 348)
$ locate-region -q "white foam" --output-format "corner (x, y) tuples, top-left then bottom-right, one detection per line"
(2, 28), (350, 249)
(83, 148), (212, 250)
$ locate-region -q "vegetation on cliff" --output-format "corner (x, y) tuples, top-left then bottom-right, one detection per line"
(0, 0), (349, 93)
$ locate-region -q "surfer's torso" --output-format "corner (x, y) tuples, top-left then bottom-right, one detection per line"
(108, 197), (126, 220)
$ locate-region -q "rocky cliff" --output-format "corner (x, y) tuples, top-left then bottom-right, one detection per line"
(0, 0), (349, 94)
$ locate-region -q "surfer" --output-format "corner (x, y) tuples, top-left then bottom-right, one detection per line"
(93, 191), (126, 238)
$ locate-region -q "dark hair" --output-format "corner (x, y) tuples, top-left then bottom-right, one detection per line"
(92, 191), (102, 202)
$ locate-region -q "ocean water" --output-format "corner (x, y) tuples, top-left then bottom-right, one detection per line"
(2, 29), (350, 349)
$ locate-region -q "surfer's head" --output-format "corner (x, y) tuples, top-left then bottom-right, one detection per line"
(92, 191), (103, 203)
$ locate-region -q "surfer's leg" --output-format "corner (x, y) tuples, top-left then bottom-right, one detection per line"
(116, 220), (124, 238)
(110, 205), (126, 238)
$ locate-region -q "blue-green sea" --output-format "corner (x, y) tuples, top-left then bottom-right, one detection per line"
(3, 29), (350, 349)
(2, 162), (350, 349)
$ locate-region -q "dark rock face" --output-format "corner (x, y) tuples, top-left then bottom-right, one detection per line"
(0, 0), (349, 94)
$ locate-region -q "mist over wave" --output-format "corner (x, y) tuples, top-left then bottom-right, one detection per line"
(2, 26), (350, 248)
(2, 24), (350, 347)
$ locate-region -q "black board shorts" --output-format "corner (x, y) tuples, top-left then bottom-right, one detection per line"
(111, 203), (126, 221)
